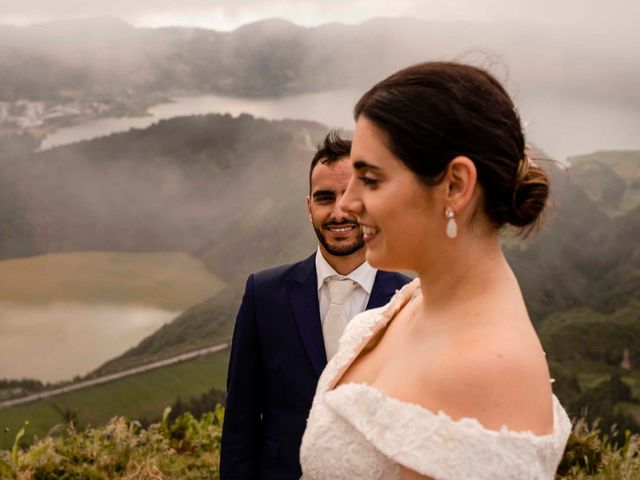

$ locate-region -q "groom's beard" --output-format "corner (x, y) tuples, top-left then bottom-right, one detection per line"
(313, 219), (365, 257)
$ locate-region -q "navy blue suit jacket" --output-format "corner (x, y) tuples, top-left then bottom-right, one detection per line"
(220, 253), (411, 480)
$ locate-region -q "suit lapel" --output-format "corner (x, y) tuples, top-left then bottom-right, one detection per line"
(366, 270), (399, 309)
(288, 254), (326, 377)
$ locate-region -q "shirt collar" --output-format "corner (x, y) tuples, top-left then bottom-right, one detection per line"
(315, 247), (377, 294)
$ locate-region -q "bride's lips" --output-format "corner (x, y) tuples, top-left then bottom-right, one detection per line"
(360, 224), (379, 242)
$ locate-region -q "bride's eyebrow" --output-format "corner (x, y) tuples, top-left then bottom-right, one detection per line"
(353, 160), (382, 172)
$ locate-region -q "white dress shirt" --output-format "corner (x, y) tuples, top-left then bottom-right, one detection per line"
(315, 248), (377, 323)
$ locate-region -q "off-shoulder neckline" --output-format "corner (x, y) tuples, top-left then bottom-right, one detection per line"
(321, 277), (570, 441)
(326, 382), (571, 441)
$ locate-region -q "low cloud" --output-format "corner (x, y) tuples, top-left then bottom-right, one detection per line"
(1, 0), (638, 32)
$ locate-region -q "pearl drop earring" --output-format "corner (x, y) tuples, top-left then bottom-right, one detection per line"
(445, 207), (457, 239)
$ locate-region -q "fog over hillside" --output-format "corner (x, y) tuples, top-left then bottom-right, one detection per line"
(0, 114), (324, 270)
(0, 16), (637, 108)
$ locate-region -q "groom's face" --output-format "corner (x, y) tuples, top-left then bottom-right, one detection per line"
(307, 157), (364, 257)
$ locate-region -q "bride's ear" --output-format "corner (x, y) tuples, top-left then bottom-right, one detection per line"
(443, 156), (477, 211)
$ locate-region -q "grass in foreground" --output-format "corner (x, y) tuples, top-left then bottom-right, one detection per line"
(1, 409), (639, 479)
(0, 406), (224, 480)
(557, 418), (640, 479)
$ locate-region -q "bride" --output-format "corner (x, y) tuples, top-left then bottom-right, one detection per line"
(300, 62), (571, 479)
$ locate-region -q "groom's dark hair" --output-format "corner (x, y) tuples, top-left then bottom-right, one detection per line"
(309, 130), (351, 192)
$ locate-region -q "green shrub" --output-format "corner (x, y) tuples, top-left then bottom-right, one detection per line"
(0, 405), (224, 480)
(558, 418), (640, 479)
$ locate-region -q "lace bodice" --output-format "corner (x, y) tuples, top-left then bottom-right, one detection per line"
(300, 280), (572, 480)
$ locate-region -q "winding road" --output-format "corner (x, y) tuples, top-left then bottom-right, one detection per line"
(0, 343), (229, 410)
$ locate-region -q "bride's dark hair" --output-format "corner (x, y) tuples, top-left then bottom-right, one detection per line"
(354, 61), (549, 234)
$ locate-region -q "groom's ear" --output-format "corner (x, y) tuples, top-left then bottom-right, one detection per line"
(443, 156), (477, 212)
(306, 195), (313, 222)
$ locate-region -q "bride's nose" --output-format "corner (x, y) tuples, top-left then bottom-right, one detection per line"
(339, 175), (363, 216)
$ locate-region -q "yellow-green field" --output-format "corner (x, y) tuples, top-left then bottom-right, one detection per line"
(0, 350), (229, 449)
(0, 251), (225, 310)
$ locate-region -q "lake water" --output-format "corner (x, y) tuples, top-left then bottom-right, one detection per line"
(517, 94), (640, 161)
(39, 89), (361, 150)
(0, 302), (178, 383)
(39, 89), (640, 161)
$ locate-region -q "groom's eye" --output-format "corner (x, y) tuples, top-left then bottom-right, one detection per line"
(313, 191), (335, 203)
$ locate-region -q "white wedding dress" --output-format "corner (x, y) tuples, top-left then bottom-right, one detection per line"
(300, 280), (572, 480)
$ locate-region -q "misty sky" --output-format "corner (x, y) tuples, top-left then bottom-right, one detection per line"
(1, 0), (638, 31)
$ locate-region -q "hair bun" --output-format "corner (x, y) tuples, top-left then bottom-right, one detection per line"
(508, 159), (550, 229)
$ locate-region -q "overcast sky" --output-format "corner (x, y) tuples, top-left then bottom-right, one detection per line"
(0, 0), (638, 31)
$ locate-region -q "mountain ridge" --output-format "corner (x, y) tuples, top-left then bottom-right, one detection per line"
(0, 16), (636, 105)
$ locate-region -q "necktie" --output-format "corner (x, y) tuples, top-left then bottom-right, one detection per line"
(323, 278), (356, 361)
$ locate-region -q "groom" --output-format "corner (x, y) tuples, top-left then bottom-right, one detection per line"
(220, 131), (410, 480)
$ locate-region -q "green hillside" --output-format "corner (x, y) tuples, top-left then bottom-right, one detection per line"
(506, 153), (640, 321)
(93, 286), (241, 376)
(568, 150), (640, 217)
(539, 300), (640, 372)
(0, 114), (320, 265)
(0, 350), (229, 450)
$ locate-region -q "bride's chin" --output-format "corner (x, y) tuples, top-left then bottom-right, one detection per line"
(366, 247), (410, 273)
(364, 249), (379, 267)
(365, 249), (391, 271)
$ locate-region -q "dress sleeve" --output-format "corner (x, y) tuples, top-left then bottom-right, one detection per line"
(323, 384), (571, 480)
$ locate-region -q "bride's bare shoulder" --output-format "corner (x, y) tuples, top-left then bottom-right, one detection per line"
(415, 324), (554, 435)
